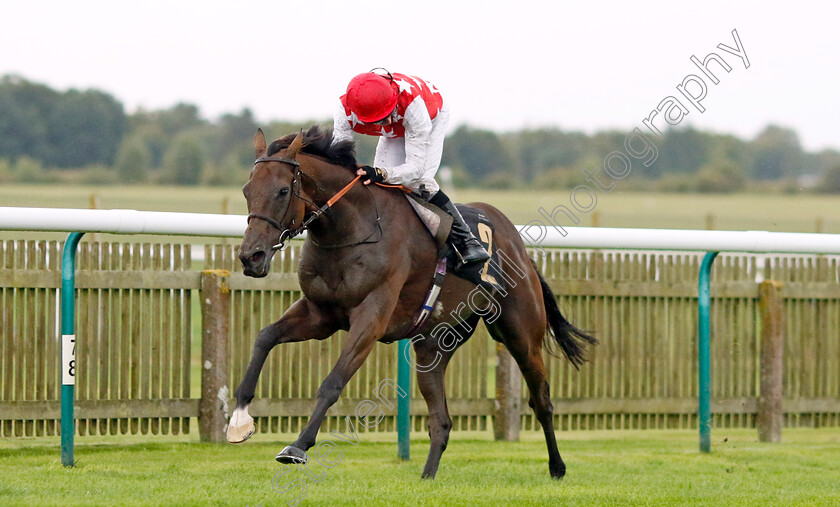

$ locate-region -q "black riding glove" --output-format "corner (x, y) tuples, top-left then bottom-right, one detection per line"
(359, 165), (387, 184)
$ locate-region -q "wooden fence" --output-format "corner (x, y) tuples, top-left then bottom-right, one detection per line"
(0, 240), (193, 437)
(1, 239), (839, 439)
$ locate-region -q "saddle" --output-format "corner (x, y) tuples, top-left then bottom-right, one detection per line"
(402, 193), (505, 293)
(370, 183), (506, 338)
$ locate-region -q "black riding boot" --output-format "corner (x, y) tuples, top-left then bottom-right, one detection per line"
(429, 191), (490, 266)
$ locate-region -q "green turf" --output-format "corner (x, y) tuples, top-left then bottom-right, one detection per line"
(1, 428), (839, 506)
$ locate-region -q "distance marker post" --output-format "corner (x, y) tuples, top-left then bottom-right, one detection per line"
(60, 232), (84, 467)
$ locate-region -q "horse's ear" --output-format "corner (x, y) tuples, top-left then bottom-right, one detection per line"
(286, 131), (304, 158)
(254, 128), (267, 156)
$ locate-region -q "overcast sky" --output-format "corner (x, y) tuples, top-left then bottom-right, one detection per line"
(2, 0), (838, 151)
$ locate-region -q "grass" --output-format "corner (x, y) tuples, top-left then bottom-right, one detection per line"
(1, 428), (839, 505)
(3, 185), (839, 504)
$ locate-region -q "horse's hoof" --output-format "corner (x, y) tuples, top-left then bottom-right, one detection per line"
(551, 468), (566, 480)
(226, 407), (255, 443)
(276, 445), (308, 465)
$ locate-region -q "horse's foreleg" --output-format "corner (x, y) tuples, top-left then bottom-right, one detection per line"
(227, 298), (337, 443)
(276, 288), (398, 464)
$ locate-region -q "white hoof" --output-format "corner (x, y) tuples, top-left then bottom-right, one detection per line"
(227, 407), (255, 443)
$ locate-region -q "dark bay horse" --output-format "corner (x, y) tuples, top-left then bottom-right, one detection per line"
(228, 126), (597, 479)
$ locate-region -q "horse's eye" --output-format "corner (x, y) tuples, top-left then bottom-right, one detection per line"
(278, 187), (290, 197)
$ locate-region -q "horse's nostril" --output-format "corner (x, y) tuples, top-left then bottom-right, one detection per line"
(239, 247), (271, 277)
(250, 250), (266, 265)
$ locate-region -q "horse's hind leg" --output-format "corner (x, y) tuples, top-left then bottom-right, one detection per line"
(417, 365), (452, 479)
(414, 314), (478, 479)
(486, 315), (566, 479)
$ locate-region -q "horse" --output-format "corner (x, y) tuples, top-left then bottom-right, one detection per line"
(228, 126), (597, 479)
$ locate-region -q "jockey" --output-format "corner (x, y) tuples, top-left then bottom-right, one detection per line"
(332, 70), (490, 266)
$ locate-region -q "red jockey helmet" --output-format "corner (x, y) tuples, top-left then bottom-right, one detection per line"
(345, 72), (398, 123)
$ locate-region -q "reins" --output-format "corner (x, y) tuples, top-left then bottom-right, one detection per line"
(297, 174), (362, 234)
(294, 173), (385, 250)
(247, 155), (378, 250)
(246, 150), (447, 345)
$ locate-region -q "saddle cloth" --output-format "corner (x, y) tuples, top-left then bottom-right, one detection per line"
(403, 194), (505, 292)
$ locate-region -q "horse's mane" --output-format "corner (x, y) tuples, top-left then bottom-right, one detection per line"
(267, 126), (357, 169)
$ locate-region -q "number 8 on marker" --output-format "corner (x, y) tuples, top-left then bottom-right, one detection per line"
(62, 335), (75, 385)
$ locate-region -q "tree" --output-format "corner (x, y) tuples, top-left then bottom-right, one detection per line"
(162, 134), (205, 185)
(0, 76), (127, 168)
(46, 89), (127, 167)
(811, 148), (840, 182)
(694, 161), (746, 193)
(819, 164), (840, 193)
(128, 111), (168, 168)
(0, 98), (32, 159)
(156, 103), (205, 138)
(0, 75), (56, 161)
(115, 135), (152, 183)
(706, 133), (750, 171)
(130, 103), (206, 169)
(505, 128), (588, 181)
(209, 108), (258, 163)
(748, 125), (804, 180)
(0, 158), (12, 183)
(442, 125), (513, 181)
(649, 127), (709, 177)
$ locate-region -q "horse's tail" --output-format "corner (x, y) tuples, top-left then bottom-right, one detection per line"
(533, 260), (598, 369)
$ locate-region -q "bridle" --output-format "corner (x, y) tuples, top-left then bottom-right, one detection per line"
(246, 155), (379, 250)
(246, 155), (304, 250)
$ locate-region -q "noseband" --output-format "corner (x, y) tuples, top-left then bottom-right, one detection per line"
(247, 156), (302, 250)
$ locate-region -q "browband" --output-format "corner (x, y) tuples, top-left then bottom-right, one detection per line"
(253, 156), (300, 167)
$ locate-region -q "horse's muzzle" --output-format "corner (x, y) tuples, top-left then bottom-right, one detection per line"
(239, 249), (271, 278)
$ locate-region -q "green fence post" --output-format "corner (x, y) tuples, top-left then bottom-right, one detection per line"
(698, 251), (718, 453)
(397, 339), (410, 461)
(61, 232), (85, 467)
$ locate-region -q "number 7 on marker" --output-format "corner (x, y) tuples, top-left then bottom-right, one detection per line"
(62, 335), (76, 385)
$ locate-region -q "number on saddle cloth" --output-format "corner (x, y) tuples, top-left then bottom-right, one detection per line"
(401, 193), (504, 292)
(447, 205), (504, 292)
